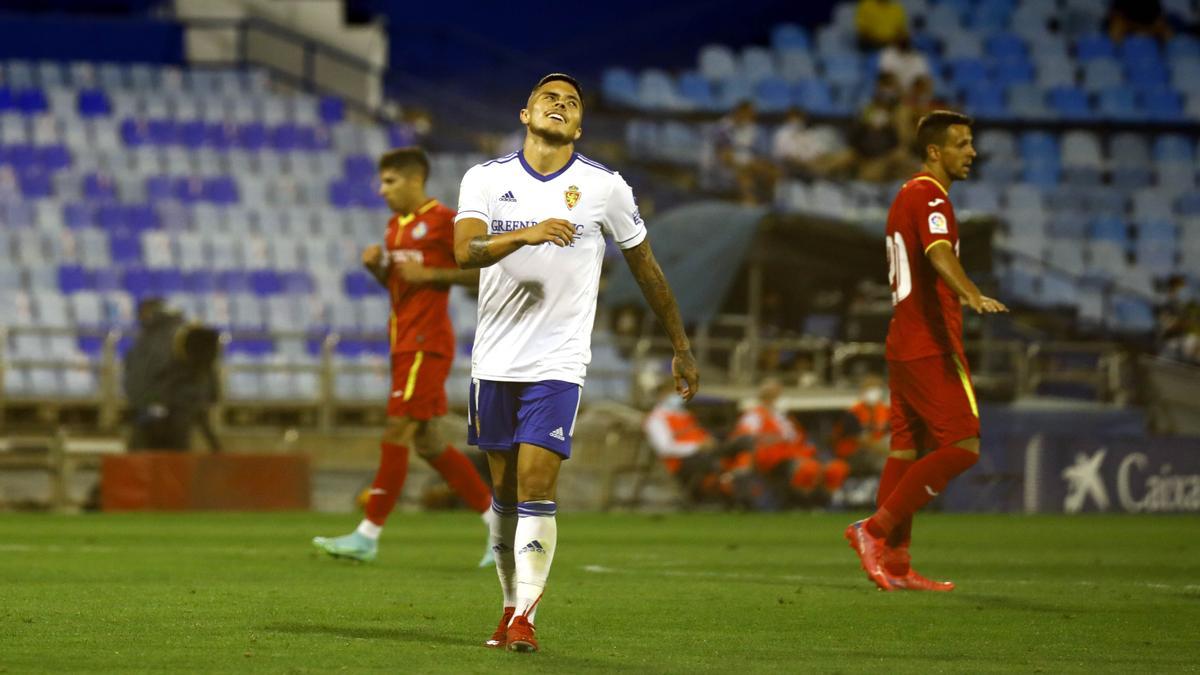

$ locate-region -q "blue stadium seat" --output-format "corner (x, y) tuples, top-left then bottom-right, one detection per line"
(1075, 34), (1116, 62)
(1154, 133), (1195, 161)
(1166, 35), (1200, 60)
(1047, 86), (1093, 121)
(318, 96), (343, 125)
(1089, 216), (1130, 246)
(753, 77), (791, 113)
(771, 24), (809, 51)
(992, 59), (1035, 86)
(948, 58), (990, 90)
(792, 80), (837, 115)
(1097, 86), (1140, 121)
(1008, 84), (1049, 119)
(699, 44), (738, 81)
(740, 47), (777, 83)
(1110, 295), (1155, 333)
(1081, 59), (1123, 91)
(820, 53), (861, 88)
(1140, 87), (1185, 121)
(964, 86), (1007, 119)
(1121, 36), (1162, 64)
(676, 73), (716, 111)
(1125, 60), (1171, 87)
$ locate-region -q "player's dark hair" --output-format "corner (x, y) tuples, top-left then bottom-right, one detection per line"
(377, 147), (429, 182)
(916, 110), (973, 159)
(532, 72), (583, 101)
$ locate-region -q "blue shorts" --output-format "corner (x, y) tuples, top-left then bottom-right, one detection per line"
(466, 379), (583, 459)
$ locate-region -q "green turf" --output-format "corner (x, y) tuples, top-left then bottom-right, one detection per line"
(0, 512), (1196, 673)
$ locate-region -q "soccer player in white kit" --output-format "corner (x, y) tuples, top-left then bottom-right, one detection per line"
(453, 73), (699, 653)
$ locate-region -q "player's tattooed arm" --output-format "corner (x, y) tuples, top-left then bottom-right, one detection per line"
(454, 217), (576, 269)
(622, 240), (700, 400)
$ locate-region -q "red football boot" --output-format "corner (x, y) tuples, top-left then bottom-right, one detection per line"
(484, 607), (515, 648)
(886, 568), (955, 592)
(506, 614), (538, 653)
(844, 519), (891, 591)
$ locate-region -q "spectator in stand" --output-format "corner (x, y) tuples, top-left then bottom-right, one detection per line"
(831, 374), (890, 476)
(856, 0), (910, 50)
(714, 100), (779, 205)
(1107, 0), (1172, 43)
(826, 73), (915, 182)
(730, 378), (850, 505)
(896, 75), (944, 153)
(1157, 274), (1200, 364)
(644, 381), (754, 504)
(877, 35), (931, 91)
(771, 107), (839, 179)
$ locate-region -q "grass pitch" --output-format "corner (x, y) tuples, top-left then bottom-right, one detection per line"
(0, 511), (1196, 673)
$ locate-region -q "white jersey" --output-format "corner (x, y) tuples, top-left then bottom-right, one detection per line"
(455, 151), (647, 385)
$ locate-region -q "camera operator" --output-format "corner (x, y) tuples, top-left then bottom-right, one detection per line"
(123, 298), (221, 452)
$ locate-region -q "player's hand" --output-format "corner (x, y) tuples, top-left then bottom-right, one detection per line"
(396, 260), (434, 284)
(361, 244), (384, 269)
(520, 218), (576, 247)
(968, 294), (1008, 314)
(672, 348), (699, 402)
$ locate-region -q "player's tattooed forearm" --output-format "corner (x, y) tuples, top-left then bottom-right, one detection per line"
(626, 244), (688, 346)
(466, 235), (498, 266)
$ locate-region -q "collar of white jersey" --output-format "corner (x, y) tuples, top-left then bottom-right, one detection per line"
(517, 150), (578, 182)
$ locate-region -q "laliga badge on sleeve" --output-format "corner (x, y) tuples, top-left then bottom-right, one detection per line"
(928, 212), (948, 234)
(564, 185), (581, 210)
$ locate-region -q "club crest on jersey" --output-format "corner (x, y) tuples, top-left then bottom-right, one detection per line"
(412, 221), (427, 240)
(928, 212), (948, 234)
(564, 185), (581, 210)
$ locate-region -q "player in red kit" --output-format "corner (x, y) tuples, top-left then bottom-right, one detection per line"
(314, 147), (496, 564)
(845, 111), (1008, 591)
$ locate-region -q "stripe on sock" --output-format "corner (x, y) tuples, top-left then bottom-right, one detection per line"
(516, 500), (557, 517)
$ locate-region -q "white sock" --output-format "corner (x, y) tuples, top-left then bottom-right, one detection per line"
(513, 500), (557, 624)
(355, 519), (382, 541)
(489, 499), (518, 608)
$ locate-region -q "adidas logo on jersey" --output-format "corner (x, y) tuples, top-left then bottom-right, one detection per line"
(548, 427), (565, 441)
(499, 190), (517, 202)
(518, 540), (546, 555)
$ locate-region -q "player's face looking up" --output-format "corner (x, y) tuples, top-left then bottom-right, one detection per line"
(929, 124), (975, 181)
(520, 80), (583, 144)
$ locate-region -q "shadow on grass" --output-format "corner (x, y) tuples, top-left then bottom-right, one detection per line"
(263, 622), (624, 670)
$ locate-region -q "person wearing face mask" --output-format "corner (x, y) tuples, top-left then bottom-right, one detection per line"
(824, 73), (915, 183)
(643, 381), (753, 505)
(730, 379), (851, 506)
(832, 374), (891, 475)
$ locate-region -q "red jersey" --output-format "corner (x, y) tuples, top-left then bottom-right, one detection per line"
(384, 199), (457, 357)
(885, 172), (962, 362)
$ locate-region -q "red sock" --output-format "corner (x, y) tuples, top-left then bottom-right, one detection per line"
(876, 456), (914, 548)
(866, 446), (977, 538)
(364, 441), (409, 526)
(429, 445), (492, 514)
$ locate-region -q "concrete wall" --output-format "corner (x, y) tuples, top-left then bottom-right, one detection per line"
(173, 0), (386, 110)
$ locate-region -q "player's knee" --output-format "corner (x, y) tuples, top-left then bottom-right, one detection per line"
(382, 418), (417, 446)
(952, 436), (981, 456)
(516, 472), (557, 502)
(412, 425), (442, 460)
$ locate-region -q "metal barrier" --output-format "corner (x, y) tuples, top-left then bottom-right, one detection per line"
(0, 324), (1132, 432)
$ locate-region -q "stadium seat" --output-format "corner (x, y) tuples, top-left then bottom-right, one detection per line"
(699, 45), (738, 81)
(1047, 86), (1093, 121)
(1075, 34), (1116, 62)
(770, 24), (809, 51)
(740, 47), (777, 83)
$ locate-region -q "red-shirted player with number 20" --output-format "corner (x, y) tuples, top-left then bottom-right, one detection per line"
(313, 147), (496, 564)
(845, 111), (1008, 591)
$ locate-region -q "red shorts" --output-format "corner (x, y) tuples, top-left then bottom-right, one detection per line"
(888, 352), (980, 451)
(387, 351), (451, 420)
